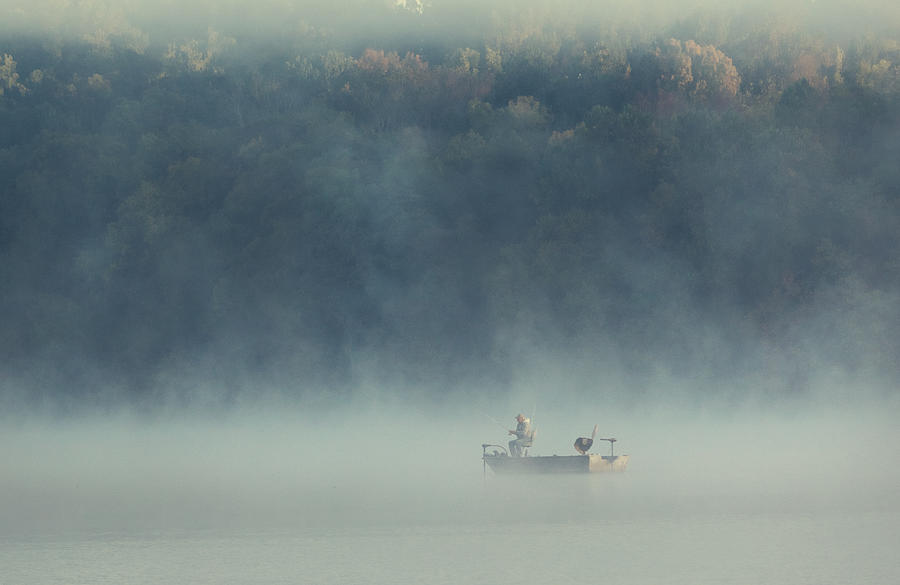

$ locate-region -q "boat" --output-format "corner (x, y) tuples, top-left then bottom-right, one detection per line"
(481, 438), (629, 474)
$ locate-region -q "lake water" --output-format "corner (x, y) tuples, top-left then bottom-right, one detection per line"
(2, 408), (897, 584)
(3, 471), (897, 585)
(2, 511), (896, 585)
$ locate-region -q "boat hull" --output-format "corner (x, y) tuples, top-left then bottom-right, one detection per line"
(483, 453), (629, 474)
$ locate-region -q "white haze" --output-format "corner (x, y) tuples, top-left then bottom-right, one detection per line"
(2, 0), (899, 41)
(2, 386), (898, 584)
(1, 1), (898, 582)
(1, 393), (897, 536)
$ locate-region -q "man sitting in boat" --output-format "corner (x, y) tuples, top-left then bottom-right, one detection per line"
(508, 413), (533, 457)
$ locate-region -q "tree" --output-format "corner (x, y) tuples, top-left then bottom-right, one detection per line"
(0, 53), (27, 95)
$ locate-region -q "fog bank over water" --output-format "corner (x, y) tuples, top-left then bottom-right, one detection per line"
(1, 395), (897, 537)
(2, 4), (898, 583)
(2, 0), (900, 410)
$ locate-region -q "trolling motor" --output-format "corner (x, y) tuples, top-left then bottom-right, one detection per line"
(482, 444), (509, 481)
(482, 443), (508, 457)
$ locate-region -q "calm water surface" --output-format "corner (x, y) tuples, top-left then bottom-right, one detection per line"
(3, 410), (897, 584)
(4, 474), (896, 585)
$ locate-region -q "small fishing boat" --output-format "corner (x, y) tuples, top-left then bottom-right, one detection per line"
(481, 438), (629, 474)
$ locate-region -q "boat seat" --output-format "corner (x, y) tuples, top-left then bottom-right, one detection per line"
(522, 429), (536, 456)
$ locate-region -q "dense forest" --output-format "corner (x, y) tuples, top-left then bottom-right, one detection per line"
(2, 1), (899, 409)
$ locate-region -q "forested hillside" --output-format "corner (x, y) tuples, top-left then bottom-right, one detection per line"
(2, 1), (899, 408)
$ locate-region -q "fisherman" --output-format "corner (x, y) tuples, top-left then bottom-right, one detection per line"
(508, 413), (533, 457)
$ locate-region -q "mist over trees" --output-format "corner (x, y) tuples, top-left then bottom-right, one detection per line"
(2, 1), (899, 409)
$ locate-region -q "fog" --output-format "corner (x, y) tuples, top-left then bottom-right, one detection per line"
(3, 0), (900, 41)
(2, 392), (897, 539)
(2, 0), (899, 404)
(1, 4), (899, 580)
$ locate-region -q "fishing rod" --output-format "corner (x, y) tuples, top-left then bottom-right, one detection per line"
(482, 413), (512, 432)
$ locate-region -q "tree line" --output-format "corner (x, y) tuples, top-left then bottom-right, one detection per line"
(2, 7), (899, 406)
